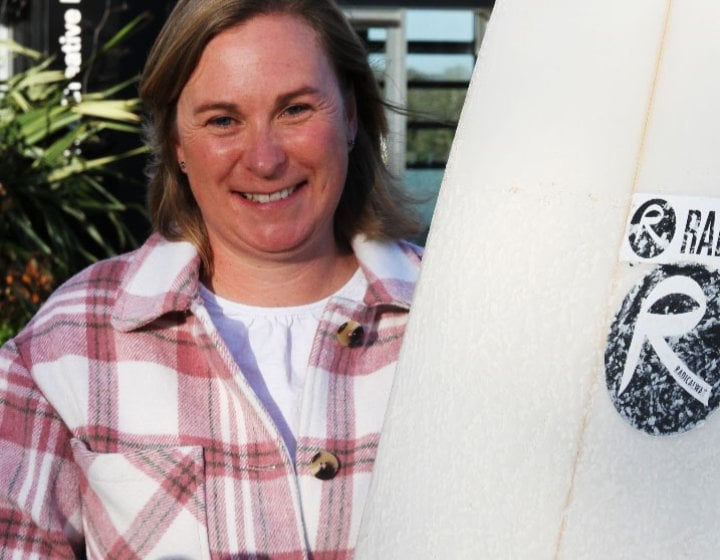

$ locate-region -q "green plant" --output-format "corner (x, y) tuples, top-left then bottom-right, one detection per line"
(0, 18), (149, 343)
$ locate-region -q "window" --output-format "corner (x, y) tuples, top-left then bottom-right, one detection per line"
(347, 7), (491, 241)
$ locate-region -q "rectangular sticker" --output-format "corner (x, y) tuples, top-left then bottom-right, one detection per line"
(620, 193), (720, 267)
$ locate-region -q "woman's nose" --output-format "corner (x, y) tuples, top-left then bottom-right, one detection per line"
(242, 125), (287, 178)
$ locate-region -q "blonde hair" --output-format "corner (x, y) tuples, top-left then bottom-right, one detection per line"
(140, 0), (419, 270)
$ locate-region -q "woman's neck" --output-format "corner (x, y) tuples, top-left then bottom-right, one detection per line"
(203, 242), (358, 307)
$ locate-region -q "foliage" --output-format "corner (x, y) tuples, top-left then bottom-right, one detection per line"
(0, 18), (149, 343)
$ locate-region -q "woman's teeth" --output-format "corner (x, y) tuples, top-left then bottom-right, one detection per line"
(241, 185), (297, 203)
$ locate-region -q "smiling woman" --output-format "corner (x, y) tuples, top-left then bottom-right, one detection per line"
(172, 15), (358, 304)
(0, 0), (423, 558)
(142, 0), (420, 277)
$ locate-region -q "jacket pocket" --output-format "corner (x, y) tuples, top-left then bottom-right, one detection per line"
(71, 438), (211, 560)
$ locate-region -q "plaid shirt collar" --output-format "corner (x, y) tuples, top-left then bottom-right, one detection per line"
(111, 233), (419, 333)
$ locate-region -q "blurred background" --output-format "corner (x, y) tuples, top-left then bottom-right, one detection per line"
(0, 0), (493, 338)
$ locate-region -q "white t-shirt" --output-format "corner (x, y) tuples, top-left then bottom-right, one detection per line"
(200, 269), (367, 459)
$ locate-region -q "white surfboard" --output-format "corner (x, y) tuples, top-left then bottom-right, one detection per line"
(356, 0), (720, 558)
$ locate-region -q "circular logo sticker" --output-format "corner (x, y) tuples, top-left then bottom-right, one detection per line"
(627, 198), (677, 259)
(605, 264), (720, 435)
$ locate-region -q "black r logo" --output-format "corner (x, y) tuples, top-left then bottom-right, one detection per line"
(605, 264), (720, 435)
(628, 198), (677, 259)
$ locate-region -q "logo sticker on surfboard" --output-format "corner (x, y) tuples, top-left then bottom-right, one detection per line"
(621, 194), (720, 265)
(605, 264), (720, 435)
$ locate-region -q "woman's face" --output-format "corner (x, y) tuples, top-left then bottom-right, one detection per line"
(175, 13), (357, 266)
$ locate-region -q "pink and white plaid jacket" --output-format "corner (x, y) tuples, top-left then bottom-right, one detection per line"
(0, 233), (421, 559)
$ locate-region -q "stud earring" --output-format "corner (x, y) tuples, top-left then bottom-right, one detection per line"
(179, 161), (187, 171)
(348, 138), (355, 151)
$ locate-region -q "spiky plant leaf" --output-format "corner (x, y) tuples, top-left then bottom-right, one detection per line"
(0, 18), (149, 336)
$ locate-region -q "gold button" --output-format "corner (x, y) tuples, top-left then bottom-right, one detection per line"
(336, 321), (364, 347)
(310, 451), (341, 480)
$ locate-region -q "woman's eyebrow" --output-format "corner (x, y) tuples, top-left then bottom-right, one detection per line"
(192, 101), (240, 116)
(192, 87), (321, 116)
(275, 86), (319, 106)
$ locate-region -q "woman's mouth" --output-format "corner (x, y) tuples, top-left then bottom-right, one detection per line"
(239, 182), (303, 204)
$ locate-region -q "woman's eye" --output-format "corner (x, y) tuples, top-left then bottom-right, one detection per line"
(209, 116), (234, 128)
(284, 104), (309, 117)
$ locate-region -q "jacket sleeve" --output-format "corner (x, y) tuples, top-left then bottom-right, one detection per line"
(0, 337), (84, 558)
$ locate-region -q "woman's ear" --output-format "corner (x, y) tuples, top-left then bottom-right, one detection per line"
(176, 144), (187, 172)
